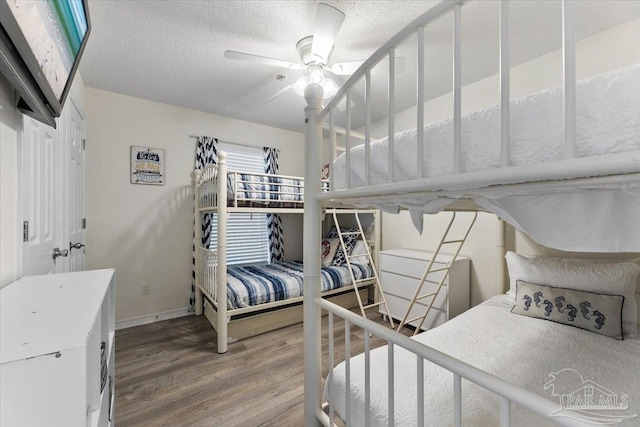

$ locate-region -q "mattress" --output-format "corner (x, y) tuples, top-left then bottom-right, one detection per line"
(334, 64), (640, 189)
(227, 261), (372, 309)
(326, 294), (640, 426)
(331, 65), (640, 252)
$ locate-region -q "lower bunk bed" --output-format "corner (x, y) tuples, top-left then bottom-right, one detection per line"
(326, 293), (640, 426)
(196, 249), (376, 351)
(323, 253), (640, 426)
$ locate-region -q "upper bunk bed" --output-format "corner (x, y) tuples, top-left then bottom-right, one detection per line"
(313, 1), (640, 253)
(300, 0), (640, 426)
(194, 155), (329, 213)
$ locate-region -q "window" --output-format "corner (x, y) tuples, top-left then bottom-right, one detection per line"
(209, 144), (270, 265)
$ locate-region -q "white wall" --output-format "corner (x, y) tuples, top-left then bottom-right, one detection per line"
(508, 227), (640, 261)
(84, 88), (305, 322)
(374, 18), (640, 306)
(0, 77), (20, 288)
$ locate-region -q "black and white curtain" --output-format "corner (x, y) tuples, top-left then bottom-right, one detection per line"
(264, 147), (285, 263)
(190, 136), (219, 312)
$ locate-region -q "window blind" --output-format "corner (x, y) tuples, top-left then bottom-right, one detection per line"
(209, 145), (270, 265)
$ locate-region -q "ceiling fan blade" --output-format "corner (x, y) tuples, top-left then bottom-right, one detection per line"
(224, 51), (303, 70)
(259, 85), (293, 106)
(330, 60), (362, 76)
(335, 97), (355, 112)
(311, 3), (345, 64)
(331, 57), (407, 76)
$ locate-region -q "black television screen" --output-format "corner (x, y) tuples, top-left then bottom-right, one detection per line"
(0, 0), (90, 127)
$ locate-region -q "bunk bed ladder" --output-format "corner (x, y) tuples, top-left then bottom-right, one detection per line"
(397, 212), (478, 335)
(330, 210), (395, 328)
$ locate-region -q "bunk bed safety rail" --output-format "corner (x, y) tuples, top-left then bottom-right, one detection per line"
(229, 170), (307, 206)
(319, 0), (584, 198)
(197, 165), (330, 209)
(196, 245), (218, 303)
(318, 298), (586, 427)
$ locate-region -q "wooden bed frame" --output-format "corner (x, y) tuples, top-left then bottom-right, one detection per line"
(193, 155), (382, 353)
(301, 0), (640, 426)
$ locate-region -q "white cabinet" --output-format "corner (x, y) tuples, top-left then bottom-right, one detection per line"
(379, 249), (470, 330)
(1, 269), (116, 427)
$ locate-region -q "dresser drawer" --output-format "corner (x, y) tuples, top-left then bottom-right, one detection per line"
(380, 254), (448, 281)
(380, 271), (447, 310)
(380, 294), (447, 331)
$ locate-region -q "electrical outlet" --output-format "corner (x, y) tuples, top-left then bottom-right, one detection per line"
(141, 283), (150, 296)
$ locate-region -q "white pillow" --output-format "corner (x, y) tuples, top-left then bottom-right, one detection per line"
(505, 251), (640, 338)
(321, 238), (339, 267)
(350, 240), (370, 265)
(506, 253), (640, 294)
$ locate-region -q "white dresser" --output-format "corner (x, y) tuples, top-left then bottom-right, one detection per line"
(379, 249), (470, 330)
(1, 269), (116, 427)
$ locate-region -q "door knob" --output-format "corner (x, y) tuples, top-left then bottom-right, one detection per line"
(53, 248), (69, 260)
(70, 242), (85, 250)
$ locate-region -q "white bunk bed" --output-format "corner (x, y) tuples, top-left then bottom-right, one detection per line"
(193, 153), (382, 354)
(301, 0), (640, 426)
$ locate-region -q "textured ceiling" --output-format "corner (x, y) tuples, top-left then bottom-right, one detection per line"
(80, 0), (640, 133)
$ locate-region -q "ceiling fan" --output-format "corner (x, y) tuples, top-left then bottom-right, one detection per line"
(224, 3), (404, 106)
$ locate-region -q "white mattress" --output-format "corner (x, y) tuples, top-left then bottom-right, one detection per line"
(334, 64), (640, 188)
(332, 64), (640, 252)
(326, 294), (640, 426)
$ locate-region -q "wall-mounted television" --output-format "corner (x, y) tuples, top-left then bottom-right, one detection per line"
(0, 0), (91, 128)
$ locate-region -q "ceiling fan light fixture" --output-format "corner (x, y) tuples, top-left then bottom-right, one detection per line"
(308, 65), (324, 85)
(320, 76), (339, 99)
(292, 72), (339, 100)
(292, 74), (310, 97)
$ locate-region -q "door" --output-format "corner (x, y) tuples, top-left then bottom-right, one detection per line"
(66, 99), (86, 271)
(21, 116), (58, 275)
(21, 96), (86, 275)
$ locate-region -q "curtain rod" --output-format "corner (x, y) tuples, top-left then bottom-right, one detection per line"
(189, 135), (280, 152)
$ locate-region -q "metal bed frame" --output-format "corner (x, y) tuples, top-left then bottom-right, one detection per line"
(193, 152), (381, 354)
(302, 0), (640, 425)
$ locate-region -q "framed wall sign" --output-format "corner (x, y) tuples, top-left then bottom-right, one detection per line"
(131, 146), (165, 185)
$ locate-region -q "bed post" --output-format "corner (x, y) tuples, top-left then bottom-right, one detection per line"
(303, 83), (323, 427)
(193, 169), (204, 316)
(217, 151), (229, 354)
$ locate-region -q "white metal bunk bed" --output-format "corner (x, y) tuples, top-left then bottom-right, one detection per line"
(193, 152), (388, 354)
(301, 0), (640, 426)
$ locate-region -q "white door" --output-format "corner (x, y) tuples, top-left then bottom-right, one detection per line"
(66, 100), (86, 272)
(21, 116), (59, 275)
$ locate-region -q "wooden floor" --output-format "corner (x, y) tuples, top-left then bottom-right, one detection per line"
(115, 312), (410, 426)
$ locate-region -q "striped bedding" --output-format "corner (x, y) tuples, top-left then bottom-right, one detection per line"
(227, 261), (373, 309)
(227, 173), (303, 202)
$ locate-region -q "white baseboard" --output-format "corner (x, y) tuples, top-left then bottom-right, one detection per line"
(116, 307), (192, 330)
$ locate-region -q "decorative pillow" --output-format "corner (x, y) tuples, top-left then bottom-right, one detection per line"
(349, 240), (370, 265)
(505, 251), (639, 337)
(327, 227), (359, 266)
(512, 280), (624, 340)
(321, 238), (340, 267)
